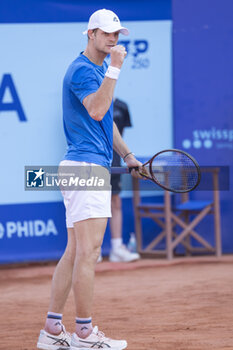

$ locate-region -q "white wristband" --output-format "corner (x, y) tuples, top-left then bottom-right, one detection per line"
(105, 66), (121, 80)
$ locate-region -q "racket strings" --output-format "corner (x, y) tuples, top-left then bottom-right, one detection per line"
(150, 151), (199, 192)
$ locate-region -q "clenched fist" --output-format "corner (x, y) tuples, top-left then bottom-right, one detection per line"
(110, 45), (127, 69)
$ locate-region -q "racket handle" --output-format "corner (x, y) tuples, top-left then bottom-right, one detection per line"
(129, 166), (139, 173)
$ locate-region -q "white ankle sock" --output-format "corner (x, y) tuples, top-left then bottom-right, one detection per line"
(76, 317), (93, 339)
(45, 312), (63, 335)
(111, 238), (122, 251)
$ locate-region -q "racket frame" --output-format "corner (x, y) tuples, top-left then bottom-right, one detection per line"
(135, 148), (201, 193)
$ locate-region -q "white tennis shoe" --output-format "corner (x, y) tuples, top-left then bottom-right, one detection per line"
(109, 245), (140, 262)
(70, 326), (127, 349)
(37, 325), (71, 350)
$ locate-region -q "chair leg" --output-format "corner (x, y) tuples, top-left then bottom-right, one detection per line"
(165, 191), (173, 260)
(213, 188), (222, 257)
(184, 212), (191, 256)
(135, 209), (143, 252)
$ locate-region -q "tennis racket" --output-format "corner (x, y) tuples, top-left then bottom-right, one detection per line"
(111, 149), (201, 193)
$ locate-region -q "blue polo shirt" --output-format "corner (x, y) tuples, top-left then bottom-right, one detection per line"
(62, 53), (113, 167)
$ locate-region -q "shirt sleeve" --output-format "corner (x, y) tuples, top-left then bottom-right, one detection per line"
(70, 65), (99, 104)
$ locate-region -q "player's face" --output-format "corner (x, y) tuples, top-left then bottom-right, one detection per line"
(92, 29), (120, 54)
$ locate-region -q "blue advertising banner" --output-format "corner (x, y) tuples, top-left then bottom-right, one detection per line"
(0, 202), (67, 263)
(173, 0), (233, 252)
(0, 0), (171, 23)
(0, 0), (172, 263)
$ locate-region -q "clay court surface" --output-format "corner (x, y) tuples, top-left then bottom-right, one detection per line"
(1, 256), (233, 350)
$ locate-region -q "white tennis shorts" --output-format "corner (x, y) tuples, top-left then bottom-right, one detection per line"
(59, 160), (112, 228)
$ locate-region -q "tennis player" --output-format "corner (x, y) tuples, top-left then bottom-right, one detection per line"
(37, 9), (142, 350)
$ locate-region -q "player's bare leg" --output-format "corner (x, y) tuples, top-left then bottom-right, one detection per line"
(70, 216), (127, 349)
(44, 227), (76, 334)
(47, 227), (76, 313)
(73, 218), (107, 314)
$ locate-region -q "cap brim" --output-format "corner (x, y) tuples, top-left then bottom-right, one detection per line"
(82, 26), (129, 36)
(100, 25), (129, 36)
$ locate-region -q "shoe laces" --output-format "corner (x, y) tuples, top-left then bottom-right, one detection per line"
(93, 326), (110, 341)
(61, 324), (71, 337)
(115, 244), (127, 252)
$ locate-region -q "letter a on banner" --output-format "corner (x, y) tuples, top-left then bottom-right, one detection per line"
(0, 74), (27, 121)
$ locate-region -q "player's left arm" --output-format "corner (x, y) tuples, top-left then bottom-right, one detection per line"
(113, 122), (142, 177)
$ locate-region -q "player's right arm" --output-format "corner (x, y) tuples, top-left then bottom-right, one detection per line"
(83, 45), (126, 121)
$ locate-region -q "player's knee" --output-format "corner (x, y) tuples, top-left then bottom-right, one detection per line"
(93, 246), (101, 262)
(64, 245), (76, 264)
(77, 244), (101, 263)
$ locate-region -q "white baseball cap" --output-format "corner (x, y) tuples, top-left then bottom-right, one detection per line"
(83, 9), (129, 36)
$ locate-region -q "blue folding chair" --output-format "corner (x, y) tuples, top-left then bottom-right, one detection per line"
(132, 168), (221, 260)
